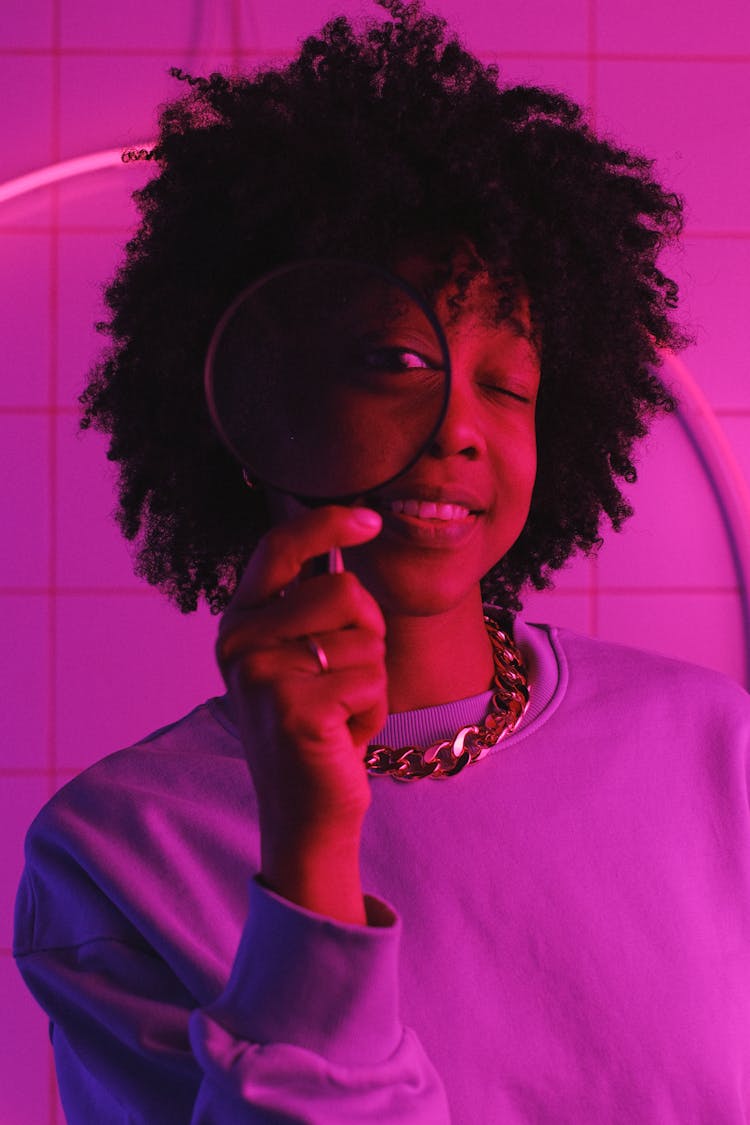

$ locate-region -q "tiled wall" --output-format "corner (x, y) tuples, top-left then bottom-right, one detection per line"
(2, 1), (749, 1120)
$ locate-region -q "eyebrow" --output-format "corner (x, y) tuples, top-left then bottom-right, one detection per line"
(504, 314), (542, 362)
(505, 315), (533, 340)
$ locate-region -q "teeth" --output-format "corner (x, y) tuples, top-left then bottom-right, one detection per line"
(383, 499), (472, 520)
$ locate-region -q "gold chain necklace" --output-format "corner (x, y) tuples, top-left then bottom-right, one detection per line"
(364, 615), (530, 782)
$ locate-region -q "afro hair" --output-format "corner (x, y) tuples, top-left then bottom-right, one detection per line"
(79, 0), (692, 618)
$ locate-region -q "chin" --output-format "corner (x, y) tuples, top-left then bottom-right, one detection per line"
(369, 582), (474, 618)
(342, 546), (486, 618)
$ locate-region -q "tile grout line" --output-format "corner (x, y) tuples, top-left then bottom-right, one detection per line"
(587, 0), (598, 124)
(2, 226), (749, 237)
(5, 405), (750, 420)
(3, 46), (750, 63)
(49, 1), (61, 1120)
(587, 0), (599, 638)
(0, 583), (743, 597)
(230, 0), (242, 74)
(48, 0), (61, 795)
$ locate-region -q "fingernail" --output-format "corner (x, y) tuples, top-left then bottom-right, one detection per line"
(351, 507), (382, 529)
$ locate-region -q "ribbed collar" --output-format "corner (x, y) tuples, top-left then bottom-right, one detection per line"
(371, 617), (558, 747)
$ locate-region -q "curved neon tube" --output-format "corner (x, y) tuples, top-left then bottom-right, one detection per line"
(0, 144), (154, 205)
(661, 350), (750, 688)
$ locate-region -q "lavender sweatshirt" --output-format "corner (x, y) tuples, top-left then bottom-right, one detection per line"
(13, 620), (750, 1123)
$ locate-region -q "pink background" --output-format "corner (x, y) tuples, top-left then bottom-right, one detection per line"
(2, 1), (749, 1120)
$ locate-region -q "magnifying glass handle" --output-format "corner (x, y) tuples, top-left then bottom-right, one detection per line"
(308, 547), (344, 577)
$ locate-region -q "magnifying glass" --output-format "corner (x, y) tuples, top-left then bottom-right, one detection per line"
(205, 258), (452, 572)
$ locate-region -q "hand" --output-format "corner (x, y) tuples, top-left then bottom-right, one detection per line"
(215, 505), (386, 922)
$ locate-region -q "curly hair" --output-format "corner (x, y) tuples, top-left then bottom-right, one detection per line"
(79, 0), (692, 617)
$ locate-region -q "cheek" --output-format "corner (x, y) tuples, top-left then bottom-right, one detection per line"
(519, 430), (537, 483)
(493, 426), (537, 502)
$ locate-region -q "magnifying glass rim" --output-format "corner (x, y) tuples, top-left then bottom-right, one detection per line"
(204, 256), (452, 504)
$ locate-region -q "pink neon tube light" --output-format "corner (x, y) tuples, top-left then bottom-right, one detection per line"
(0, 145), (153, 205)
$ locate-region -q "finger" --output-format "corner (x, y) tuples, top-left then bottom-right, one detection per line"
(230, 506), (382, 610)
(238, 570), (385, 638)
(271, 666), (389, 749)
(349, 699), (389, 749)
(217, 572), (386, 675)
(221, 625), (385, 683)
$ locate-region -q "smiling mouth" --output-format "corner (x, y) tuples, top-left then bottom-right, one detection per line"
(370, 500), (483, 550)
(376, 498), (476, 521)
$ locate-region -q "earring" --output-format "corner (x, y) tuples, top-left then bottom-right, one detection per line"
(242, 468), (257, 490)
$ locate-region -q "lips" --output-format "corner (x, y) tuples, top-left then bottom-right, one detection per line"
(371, 485), (487, 516)
(366, 484), (486, 549)
(379, 499), (471, 521)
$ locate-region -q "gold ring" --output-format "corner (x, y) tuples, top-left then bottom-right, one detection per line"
(305, 635), (329, 674)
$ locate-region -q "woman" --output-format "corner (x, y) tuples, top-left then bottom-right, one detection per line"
(14, 1), (750, 1121)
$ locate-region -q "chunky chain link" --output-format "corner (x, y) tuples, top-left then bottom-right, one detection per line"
(363, 616), (530, 781)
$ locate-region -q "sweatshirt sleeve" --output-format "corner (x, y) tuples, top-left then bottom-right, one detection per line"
(15, 864), (450, 1124)
(189, 877), (450, 1122)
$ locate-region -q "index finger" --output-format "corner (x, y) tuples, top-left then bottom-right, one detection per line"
(228, 505), (382, 610)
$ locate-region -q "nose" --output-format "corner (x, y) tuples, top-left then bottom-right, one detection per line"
(426, 375), (484, 461)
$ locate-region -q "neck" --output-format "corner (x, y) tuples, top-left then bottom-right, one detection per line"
(383, 589), (496, 713)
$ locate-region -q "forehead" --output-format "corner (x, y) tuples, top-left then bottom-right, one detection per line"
(391, 243), (534, 342)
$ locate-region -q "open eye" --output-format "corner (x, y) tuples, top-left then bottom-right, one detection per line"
(361, 346), (438, 372)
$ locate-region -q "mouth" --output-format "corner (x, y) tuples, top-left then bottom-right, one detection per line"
(368, 493), (484, 548)
(375, 498), (477, 522)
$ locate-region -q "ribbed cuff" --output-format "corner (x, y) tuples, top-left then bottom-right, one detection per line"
(203, 876), (402, 1067)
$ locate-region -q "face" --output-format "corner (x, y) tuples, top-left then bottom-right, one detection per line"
(269, 249), (541, 617)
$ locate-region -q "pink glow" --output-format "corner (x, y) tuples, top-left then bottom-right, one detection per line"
(0, 145), (153, 205)
(663, 350), (750, 567)
(2, 3), (750, 1120)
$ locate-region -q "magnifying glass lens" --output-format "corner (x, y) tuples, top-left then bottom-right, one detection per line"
(205, 260), (451, 502)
